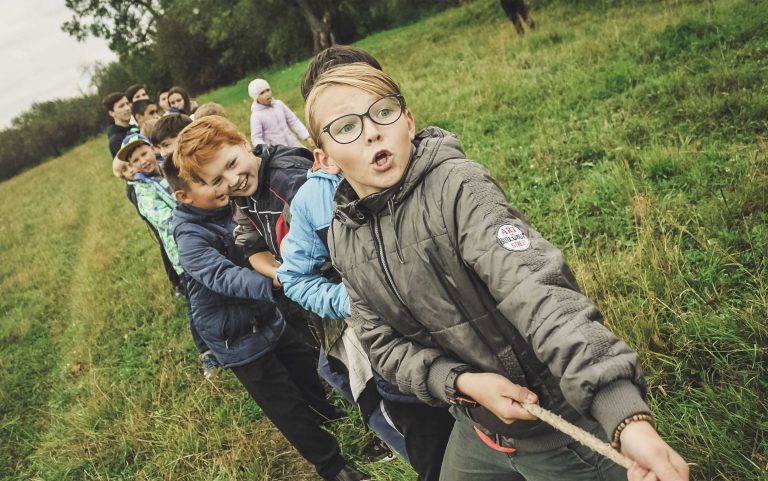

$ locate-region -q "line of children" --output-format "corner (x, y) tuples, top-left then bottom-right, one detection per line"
(104, 85), (185, 296)
(299, 62), (689, 481)
(105, 45), (687, 481)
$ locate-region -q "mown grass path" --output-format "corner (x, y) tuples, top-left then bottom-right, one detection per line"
(1, 0), (766, 479)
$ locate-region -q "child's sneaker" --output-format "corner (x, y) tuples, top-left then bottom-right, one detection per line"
(173, 284), (186, 298)
(363, 438), (396, 463)
(200, 350), (220, 379)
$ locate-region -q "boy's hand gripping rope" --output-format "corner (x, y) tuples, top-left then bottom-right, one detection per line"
(521, 403), (633, 469)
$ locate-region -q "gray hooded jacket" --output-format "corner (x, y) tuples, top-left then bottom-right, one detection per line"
(329, 127), (651, 452)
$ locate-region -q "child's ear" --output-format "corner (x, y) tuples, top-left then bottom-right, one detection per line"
(405, 109), (416, 141)
(314, 148), (340, 174)
(174, 190), (190, 204)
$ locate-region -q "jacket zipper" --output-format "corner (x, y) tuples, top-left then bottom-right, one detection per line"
(370, 215), (408, 307)
(250, 198), (277, 255)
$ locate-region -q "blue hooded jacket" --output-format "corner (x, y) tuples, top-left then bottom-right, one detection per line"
(173, 202), (285, 367)
(276, 169), (350, 320)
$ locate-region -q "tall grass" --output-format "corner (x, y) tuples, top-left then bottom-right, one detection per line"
(1, 0), (766, 479)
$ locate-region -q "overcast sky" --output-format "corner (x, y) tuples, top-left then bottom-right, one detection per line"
(0, 0), (116, 128)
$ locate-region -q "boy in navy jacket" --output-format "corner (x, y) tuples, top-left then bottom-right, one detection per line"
(165, 153), (369, 481)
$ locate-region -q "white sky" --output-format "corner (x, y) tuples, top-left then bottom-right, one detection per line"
(0, 0), (116, 128)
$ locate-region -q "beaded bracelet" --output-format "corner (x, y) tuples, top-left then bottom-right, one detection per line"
(611, 414), (655, 450)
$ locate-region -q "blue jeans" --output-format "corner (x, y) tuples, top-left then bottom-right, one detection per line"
(318, 349), (408, 458)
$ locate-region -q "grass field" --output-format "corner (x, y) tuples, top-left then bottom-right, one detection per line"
(1, 0), (766, 479)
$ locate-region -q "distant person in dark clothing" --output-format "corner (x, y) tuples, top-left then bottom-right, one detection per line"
(500, 0), (535, 36)
(103, 92), (137, 158)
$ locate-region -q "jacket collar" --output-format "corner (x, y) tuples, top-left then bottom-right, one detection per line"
(174, 201), (233, 225)
(251, 101), (272, 112)
(307, 168), (343, 182)
(334, 127), (465, 227)
(246, 145), (270, 201)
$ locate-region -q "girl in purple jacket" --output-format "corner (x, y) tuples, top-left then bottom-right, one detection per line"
(248, 78), (314, 148)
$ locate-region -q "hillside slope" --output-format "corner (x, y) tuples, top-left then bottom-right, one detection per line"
(1, 0), (766, 479)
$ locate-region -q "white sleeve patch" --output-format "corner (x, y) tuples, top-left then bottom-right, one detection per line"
(497, 224), (530, 251)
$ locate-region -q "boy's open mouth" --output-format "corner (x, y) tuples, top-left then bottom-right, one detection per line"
(371, 150), (393, 171)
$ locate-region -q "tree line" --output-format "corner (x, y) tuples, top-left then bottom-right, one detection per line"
(0, 0), (463, 181)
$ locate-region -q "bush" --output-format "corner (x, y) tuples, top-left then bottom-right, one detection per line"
(0, 96), (104, 181)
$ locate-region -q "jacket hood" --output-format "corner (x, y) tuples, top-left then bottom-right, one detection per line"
(172, 202), (233, 232)
(334, 127), (465, 227)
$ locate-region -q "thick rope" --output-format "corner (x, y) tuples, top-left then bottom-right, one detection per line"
(521, 403), (633, 469)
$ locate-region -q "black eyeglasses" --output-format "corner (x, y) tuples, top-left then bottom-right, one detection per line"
(320, 94), (405, 145)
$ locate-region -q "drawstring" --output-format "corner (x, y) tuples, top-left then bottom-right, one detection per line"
(330, 215), (339, 267)
(388, 198), (405, 264)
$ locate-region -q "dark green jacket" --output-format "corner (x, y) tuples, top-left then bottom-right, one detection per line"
(329, 127), (650, 451)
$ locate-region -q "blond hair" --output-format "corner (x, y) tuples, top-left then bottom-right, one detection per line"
(111, 157), (134, 181)
(194, 102), (227, 119)
(173, 116), (246, 180)
(140, 117), (158, 138)
(304, 63), (402, 145)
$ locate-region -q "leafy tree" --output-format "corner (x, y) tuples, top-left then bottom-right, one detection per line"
(62, 0), (166, 57)
(63, 0), (465, 95)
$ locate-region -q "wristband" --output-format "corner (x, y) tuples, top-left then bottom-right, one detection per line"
(445, 365), (479, 405)
(611, 414), (655, 450)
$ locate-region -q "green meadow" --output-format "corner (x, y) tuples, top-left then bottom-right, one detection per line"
(1, 0), (766, 479)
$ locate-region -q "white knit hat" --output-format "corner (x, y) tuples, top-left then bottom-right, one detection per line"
(248, 79), (270, 100)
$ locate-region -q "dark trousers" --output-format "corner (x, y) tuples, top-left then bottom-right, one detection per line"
(384, 400), (456, 481)
(230, 326), (346, 480)
(275, 291), (322, 350)
(500, 0), (535, 35)
(440, 407), (621, 481)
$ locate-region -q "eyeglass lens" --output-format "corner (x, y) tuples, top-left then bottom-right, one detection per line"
(327, 95), (403, 144)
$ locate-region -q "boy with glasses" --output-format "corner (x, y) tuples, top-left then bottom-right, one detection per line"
(301, 63), (689, 481)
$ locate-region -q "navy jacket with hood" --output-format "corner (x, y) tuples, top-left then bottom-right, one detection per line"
(173, 202), (285, 367)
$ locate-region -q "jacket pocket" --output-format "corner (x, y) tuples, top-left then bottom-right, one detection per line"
(429, 309), (524, 381)
(219, 304), (261, 342)
(431, 309), (556, 439)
